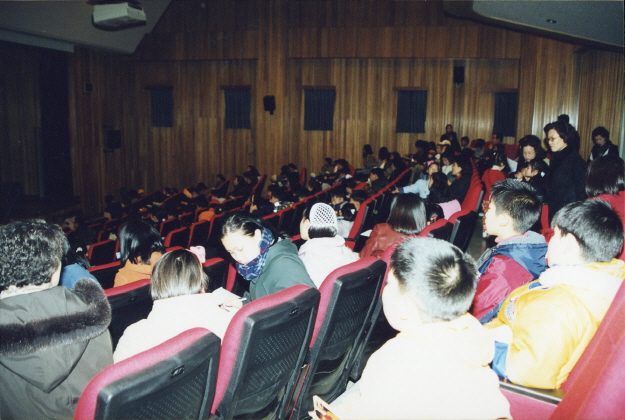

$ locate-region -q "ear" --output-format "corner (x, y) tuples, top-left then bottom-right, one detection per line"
(253, 229), (263, 242)
(561, 232), (582, 257)
(498, 212), (513, 228)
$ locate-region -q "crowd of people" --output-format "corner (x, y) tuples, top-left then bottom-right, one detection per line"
(0, 118), (624, 419)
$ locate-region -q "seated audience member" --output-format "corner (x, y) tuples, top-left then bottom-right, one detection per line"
(368, 167), (388, 193)
(587, 126), (619, 164)
(321, 157), (334, 175)
(60, 237), (98, 289)
(324, 237), (510, 420)
(487, 200), (625, 389)
(337, 203), (357, 238)
(330, 186), (348, 213)
(349, 189), (369, 211)
(298, 203), (360, 287)
(220, 212), (315, 310)
(427, 172), (461, 219)
(425, 203), (444, 225)
(114, 219), (166, 287)
(0, 220), (112, 419)
(481, 152), (510, 236)
(473, 138), (486, 160)
(103, 194), (123, 220)
(360, 194), (426, 258)
(394, 161), (439, 199)
(449, 155), (473, 203)
(472, 180), (547, 323)
(114, 248), (235, 362)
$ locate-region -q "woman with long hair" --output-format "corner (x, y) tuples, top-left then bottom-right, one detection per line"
(114, 219), (165, 287)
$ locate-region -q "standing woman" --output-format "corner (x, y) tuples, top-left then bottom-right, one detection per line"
(543, 120), (587, 221)
(220, 212), (315, 310)
(114, 219), (165, 287)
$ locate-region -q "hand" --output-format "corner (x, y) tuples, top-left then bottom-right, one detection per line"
(220, 296), (245, 313)
(514, 172), (523, 180)
(391, 187), (399, 194)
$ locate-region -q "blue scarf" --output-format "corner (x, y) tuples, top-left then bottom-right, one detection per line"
(236, 228), (274, 281)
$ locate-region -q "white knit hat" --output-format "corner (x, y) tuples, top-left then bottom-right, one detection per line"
(309, 203), (337, 229)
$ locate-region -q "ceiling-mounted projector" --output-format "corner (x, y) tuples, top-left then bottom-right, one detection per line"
(92, 1), (146, 30)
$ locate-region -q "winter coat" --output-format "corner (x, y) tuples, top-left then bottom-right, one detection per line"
(245, 238), (315, 301)
(487, 259), (625, 389)
(0, 279), (113, 419)
(472, 231), (548, 323)
(360, 223), (407, 259)
(544, 146), (587, 222)
(298, 236), (360, 287)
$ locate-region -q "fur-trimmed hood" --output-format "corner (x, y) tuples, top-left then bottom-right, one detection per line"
(0, 278), (111, 392)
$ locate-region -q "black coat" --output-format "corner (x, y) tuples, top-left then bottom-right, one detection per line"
(545, 146), (587, 221)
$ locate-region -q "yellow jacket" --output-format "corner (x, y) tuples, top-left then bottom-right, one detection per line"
(487, 259), (625, 389)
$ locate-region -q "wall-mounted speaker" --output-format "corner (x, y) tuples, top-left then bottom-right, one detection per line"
(453, 66), (465, 85)
(263, 95), (276, 115)
(106, 130), (121, 150)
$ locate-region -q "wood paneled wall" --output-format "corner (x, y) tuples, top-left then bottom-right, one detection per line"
(2, 1), (622, 217)
(0, 42), (41, 195)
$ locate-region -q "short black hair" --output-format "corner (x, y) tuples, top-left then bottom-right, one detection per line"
(342, 178), (358, 190)
(349, 190), (369, 204)
(0, 220), (66, 292)
(475, 138), (485, 148)
(119, 219), (166, 265)
(586, 155), (625, 198)
(552, 200), (624, 262)
(330, 186), (347, 200)
(490, 179), (542, 233)
(390, 237), (478, 322)
(369, 167), (386, 179)
(340, 203), (358, 222)
(591, 126), (610, 142)
(324, 157), (333, 165)
(387, 193), (427, 235)
(454, 156), (473, 177)
(544, 120), (580, 151)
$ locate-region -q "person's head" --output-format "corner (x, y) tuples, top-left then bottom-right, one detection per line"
(426, 161), (440, 177)
(221, 212), (282, 265)
(349, 190), (368, 210)
(491, 151), (509, 172)
(485, 180), (541, 238)
(460, 136), (470, 148)
(362, 144), (374, 157)
(451, 156), (472, 178)
(387, 193), (427, 236)
(585, 155), (625, 198)
(339, 203), (357, 222)
(0, 220), (65, 293)
(491, 133), (503, 145)
(544, 120), (580, 152)
(428, 172), (454, 204)
(330, 187), (347, 206)
(445, 124), (453, 133)
(369, 167), (385, 182)
(425, 203), (444, 225)
(150, 249), (208, 300)
(343, 178), (358, 194)
(475, 138), (485, 149)
(436, 140), (450, 155)
(557, 114), (570, 125)
(378, 147), (389, 161)
(591, 126), (610, 147)
(441, 155), (451, 167)
(105, 194), (115, 205)
(518, 135), (546, 162)
(548, 200), (623, 266)
(324, 157), (333, 166)
(300, 202), (338, 241)
(384, 237), (478, 327)
(119, 219), (166, 265)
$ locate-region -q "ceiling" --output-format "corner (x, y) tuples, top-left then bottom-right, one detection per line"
(0, 1), (622, 54)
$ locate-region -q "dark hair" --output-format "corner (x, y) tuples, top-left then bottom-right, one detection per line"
(150, 249), (208, 300)
(490, 179), (542, 233)
(428, 172), (455, 204)
(591, 126), (610, 143)
(370, 167), (386, 179)
(119, 219), (165, 265)
(492, 133), (503, 141)
(454, 156), (473, 177)
(544, 120), (580, 151)
(350, 190), (369, 204)
(518, 135), (546, 161)
(340, 203), (358, 222)
(0, 220), (66, 292)
(426, 203), (444, 224)
(446, 124), (453, 130)
(390, 237), (478, 322)
(330, 186), (347, 200)
(324, 157), (333, 165)
(491, 152), (510, 174)
(552, 200), (624, 262)
(460, 136), (470, 145)
(378, 147), (389, 161)
(362, 144), (374, 158)
(585, 155), (625, 198)
(557, 114), (570, 124)
(475, 138), (485, 148)
(343, 178), (358, 190)
(302, 202), (337, 239)
(222, 211), (285, 244)
(387, 193), (427, 235)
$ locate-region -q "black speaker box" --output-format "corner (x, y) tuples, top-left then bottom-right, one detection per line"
(453, 66), (465, 85)
(263, 95), (276, 114)
(106, 130), (121, 149)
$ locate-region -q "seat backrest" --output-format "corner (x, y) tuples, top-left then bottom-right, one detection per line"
(345, 197), (373, 248)
(179, 211), (194, 226)
(551, 280), (625, 419)
(159, 218), (179, 238)
(163, 226), (190, 248)
(212, 285), (320, 420)
(105, 279), (153, 350)
(206, 211), (228, 249)
(188, 219), (210, 247)
(87, 239), (116, 266)
(88, 261), (122, 290)
(289, 257), (385, 420)
(212, 180), (230, 198)
(75, 328), (220, 420)
(299, 167), (307, 186)
(262, 211), (282, 229)
(461, 181), (484, 212)
(448, 209), (478, 252)
(419, 218), (453, 241)
(202, 257), (229, 292)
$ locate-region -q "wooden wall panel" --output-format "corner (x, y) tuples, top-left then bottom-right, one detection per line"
(577, 49), (624, 160)
(0, 42), (41, 195)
